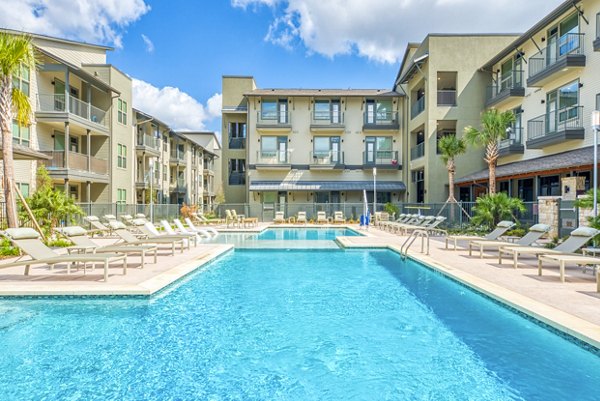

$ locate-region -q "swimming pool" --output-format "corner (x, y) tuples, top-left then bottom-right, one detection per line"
(0, 249), (598, 400)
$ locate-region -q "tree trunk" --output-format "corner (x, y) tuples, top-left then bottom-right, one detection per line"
(489, 161), (497, 195)
(448, 159), (456, 221)
(0, 76), (18, 228)
(485, 141), (499, 195)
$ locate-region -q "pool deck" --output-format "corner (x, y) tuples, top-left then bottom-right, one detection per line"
(337, 227), (600, 349)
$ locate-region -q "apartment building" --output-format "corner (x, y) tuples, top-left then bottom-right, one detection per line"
(221, 76), (404, 214)
(393, 34), (519, 203)
(5, 29), (135, 204)
(456, 0), (600, 203)
(133, 110), (221, 208)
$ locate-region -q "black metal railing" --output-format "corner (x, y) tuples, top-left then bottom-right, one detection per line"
(486, 70), (524, 102)
(362, 150), (399, 165)
(437, 90), (456, 106)
(363, 110), (398, 126)
(312, 110), (344, 125)
(528, 33), (585, 77)
(228, 172), (246, 185)
(527, 105), (583, 141)
(499, 126), (524, 149)
(257, 110), (290, 125)
(411, 97), (425, 119)
(309, 151), (344, 165)
(410, 142), (425, 160)
(229, 137), (246, 149)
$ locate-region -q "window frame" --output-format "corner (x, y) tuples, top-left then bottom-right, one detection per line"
(117, 144), (127, 169)
(12, 120), (30, 147)
(117, 99), (128, 125)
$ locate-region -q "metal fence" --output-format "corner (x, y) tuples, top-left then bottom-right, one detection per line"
(74, 203), (180, 225)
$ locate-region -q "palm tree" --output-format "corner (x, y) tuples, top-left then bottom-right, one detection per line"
(464, 109), (515, 195)
(472, 192), (525, 229)
(438, 134), (466, 202)
(0, 33), (36, 227)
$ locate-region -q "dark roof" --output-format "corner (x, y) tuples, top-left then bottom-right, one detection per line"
(249, 180), (406, 192)
(245, 89), (401, 97)
(456, 146), (593, 184)
(482, 0), (580, 69)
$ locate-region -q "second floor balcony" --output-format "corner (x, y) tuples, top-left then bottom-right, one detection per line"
(170, 177), (186, 192)
(498, 127), (525, 156)
(485, 70), (525, 107)
(40, 150), (109, 181)
(528, 33), (586, 87)
(255, 150), (292, 169)
(37, 94), (110, 133)
(135, 172), (161, 189)
(362, 150), (401, 170)
(136, 134), (161, 155)
(526, 105), (584, 149)
(410, 142), (425, 160)
(410, 97), (425, 120)
(363, 111), (399, 131)
(437, 90), (456, 107)
(169, 148), (186, 164)
(310, 111), (345, 132)
(309, 151), (344, 169)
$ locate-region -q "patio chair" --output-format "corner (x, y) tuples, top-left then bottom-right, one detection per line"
(135, 213), (149, 223)
(57, 226), (157, 268)
(402, 216), (447, 235)
(109, 221), (185, 255)
(174, 219), (211, 239)
(225, 210), (240, 228)
(0, 227), (127, 282)
(85, 215), (111, 235)
(103, 214), (118, 223)
(184, 218), (218, 237)
(160, 220), (199, 246)
(392, 215), (433, 233)
(297, 211), (307, 225)
(445, 221), (515, 250)
(468, 224), (551, 258)
(334, 211), (345, 224)
(499, 226), (600, 269)
(380, 213), (409, 231)
(131, 219), (193, 250)
(274, 211), (286, 224)
(192, 212), (224, 225)
(317, 211), (328, 224)
(538, 252), (600, 290)
(120, 214), (134, 225)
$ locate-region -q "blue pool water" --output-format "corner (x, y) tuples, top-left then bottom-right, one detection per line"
(209, 228), (361, 249)
(1, 249), (599, 400)
(256, 228), (360, 240)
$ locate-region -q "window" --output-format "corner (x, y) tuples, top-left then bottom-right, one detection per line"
(365, 136), (393, 163)
(163, 164), (167, 181)
(229, 159), (246, 185)
(261, 99), (288, 123)
(17, 182), (30, 198)
(229, 122), (247, 149)
(117, 189), (127, 204)
(596, 93), (600, 111)
(12, 64), (30, 96)
(260, 136), (288, 163)
(117, 144), (127, 168)
(539, 175), (560, 197)
(163, 134), (168, 151)
(411, 170), (425, 183)
(313, 136), (341, 163)
(12, 121), (30, 147)
(314, 99), (341, 123)
(117, 99), (128, 125)
(547, 80), (579, 127)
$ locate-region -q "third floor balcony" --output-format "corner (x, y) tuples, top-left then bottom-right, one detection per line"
(526, 105), (584, 149)
(527, 33), (586, 87)
(256, 110), (292, 131)
(136, 134), (161, 156)
(363, 111), (399, 131)
(255, 150), (292, 169)
(485, 70), (525, 107)
(498, 126), (525, 156)
(410, 97), (425, 120)
(37, 94), (110, 134)
(310, 111), (345, 132)
(595, 13), (600, 51)
(410, 142), (425, 160)
(169, 148), (186, 164)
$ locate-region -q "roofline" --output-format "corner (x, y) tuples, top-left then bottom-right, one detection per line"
(0, 28), (113, 51)
(222, 75), (255, 79)
(394, 42), (421, 87)
(244, 90), (402, 97)
(83, 64), (132, 82)
(482, 0), (580, 69)
(425, 33), (521, 37)
(133, 108), (171, 129)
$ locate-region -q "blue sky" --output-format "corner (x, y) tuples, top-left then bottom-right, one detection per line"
(0, 0), (564, 135)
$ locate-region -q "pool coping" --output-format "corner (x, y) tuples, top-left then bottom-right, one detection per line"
(336, 236), (600, 350)
(0, 245), (234, 297)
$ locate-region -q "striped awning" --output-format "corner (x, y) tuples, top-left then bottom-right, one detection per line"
(249, 180), (406, 192)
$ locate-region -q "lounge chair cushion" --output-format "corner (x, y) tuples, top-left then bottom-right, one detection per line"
(4, 227), (40, 240)
(59, 226), (87, 237)
(132, 218), (146, 226)
(435, 216), (446, 221)
(529, 223), (551, 233)
(570, 227), (600, 237)
(86, 216), (99, 222)
(104, 215), (117, 220)
(497, 221), (514, 228)
(109, 221), (127, 230)
(136, 213), (146, 218)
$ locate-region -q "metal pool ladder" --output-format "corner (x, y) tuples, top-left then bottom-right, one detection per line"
(400, 229), (429, 260)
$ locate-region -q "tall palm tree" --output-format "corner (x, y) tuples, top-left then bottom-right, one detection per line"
(464, 109), (515, 195)
(438, 134), (466, 202)
(0, 33), (36, 227)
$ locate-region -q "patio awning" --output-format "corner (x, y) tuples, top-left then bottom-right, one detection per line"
(249, 180), (406, 192)
(0, 144), (52, 160)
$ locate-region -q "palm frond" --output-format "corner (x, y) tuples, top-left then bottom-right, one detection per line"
(12, 88), (32, 126)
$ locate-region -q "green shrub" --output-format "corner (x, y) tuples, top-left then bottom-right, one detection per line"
(46, 238), (73, 248)
(383, 203), (399, 218)
(506, 228), (526, 237)
(0, 238), (19, 257)
(472, 193), (526, 229)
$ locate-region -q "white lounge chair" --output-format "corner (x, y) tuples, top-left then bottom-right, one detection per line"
(160, 220), (199, 246)
(130, 219), (193, 249)
(445, 221), (515, 250)
(274, 211), (285, 224)
(333, 211), (345, 224)
(109, 221), (185, 255)
(297, 211), (307, 225)
(184, 218), (218, 237)
(468, 223), (551, 258)
(317, 211), (328, 224)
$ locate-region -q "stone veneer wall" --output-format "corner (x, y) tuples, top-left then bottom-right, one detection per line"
(537, 196), (560, 238)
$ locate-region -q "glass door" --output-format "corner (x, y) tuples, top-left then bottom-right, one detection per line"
(277, 137), (287, 163)
(331, 137), (340, 163)
(546, 91), (558, 133)
(54, 79), (66, 111)
(366, 100), (375, 124)
(547, 26), (558, 63)
(278, 100), (287, 124)
(331, 101), (340, 124)
(365, 138), (375, 163)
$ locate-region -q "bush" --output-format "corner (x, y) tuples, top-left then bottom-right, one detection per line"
(506, 228), (526, 238)
(0, 238), (19, 257)
(471, 193), (526, 229)
(383, 202), (399, 218)
(46, 238), (73, 248)
(180, 203), (197, 219)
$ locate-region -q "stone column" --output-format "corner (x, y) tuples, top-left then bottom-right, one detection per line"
(537, 196), (561, 238)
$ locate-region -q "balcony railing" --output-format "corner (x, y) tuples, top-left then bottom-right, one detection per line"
(229, 137), (246, 149)
(362, 150), (399, 166)
(437, 90), (456, 106)
(170, 149), (185, 162)
(486, 70), (524, 103)
(39, 150), (108, 175)
(137, 134), (160, 150)
(257, 111), (291, 126)
(411, 97), (425, 119)
(410, 142), (425, 160)
(228, 172), (246, 185)
(363, 111), (399, 127)
(309, 151), (344, 166)
(311, 111), (344, 125)
(527, 105), (583, 141)
(528, 33), (585, 78)
(37, 94), (110, 128)
(256, 150), (291, 165)
(136, 173), (160, 187)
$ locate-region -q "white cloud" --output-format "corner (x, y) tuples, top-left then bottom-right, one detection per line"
(233, 0), (563, 63)
(0, 0), (150, 48)
(141, 33), (154, 53)
(132, 78), (221, 132)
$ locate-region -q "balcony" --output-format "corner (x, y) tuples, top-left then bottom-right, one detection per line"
(363, 111), (399, 131)
(228, 137), (246, 149)
(437, 90), (456, 107)
(362, 150), (401, 170)
(309, 151), (344, 170)
(498, 127), (525, 156)
(485, 70), (525, 107)
(526, 105), (584, 149)
(169, 149), (186, 164)
(528, 33), (586, 87)
(255, 150), (292, 170)
(310, 111), (345, 132)
(228, 172), (246, 186)
(410, 142), (425, 160)
(256, 111), (292, 131)
(170, 178), (186, 192)
(135, 173), (160, 189)
(36, 94), (110, 134)
(136, 134), (160, 156)
(40, 150), (109, 182)
(411, 97), (425, 119)
(595, 14), (600, 51)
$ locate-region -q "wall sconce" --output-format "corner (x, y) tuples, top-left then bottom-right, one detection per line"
(341, 192), (345, 196)
(310, 139), (312, 143)
(288, 139), (291, 142)
(579, 82), (584, 88)
(288, 192), (292, 196)
(258, 138), (261, 142)
(341, 100), (344, 104)
(51, 80), (55, 85)
(341, 139), (344, 143)
(258, 100), (261, 103)
(393, 139), (396, 143)
(541, 100), (545, 104)
(541, 37), (545, 42)
(362, 139), (365, 143)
